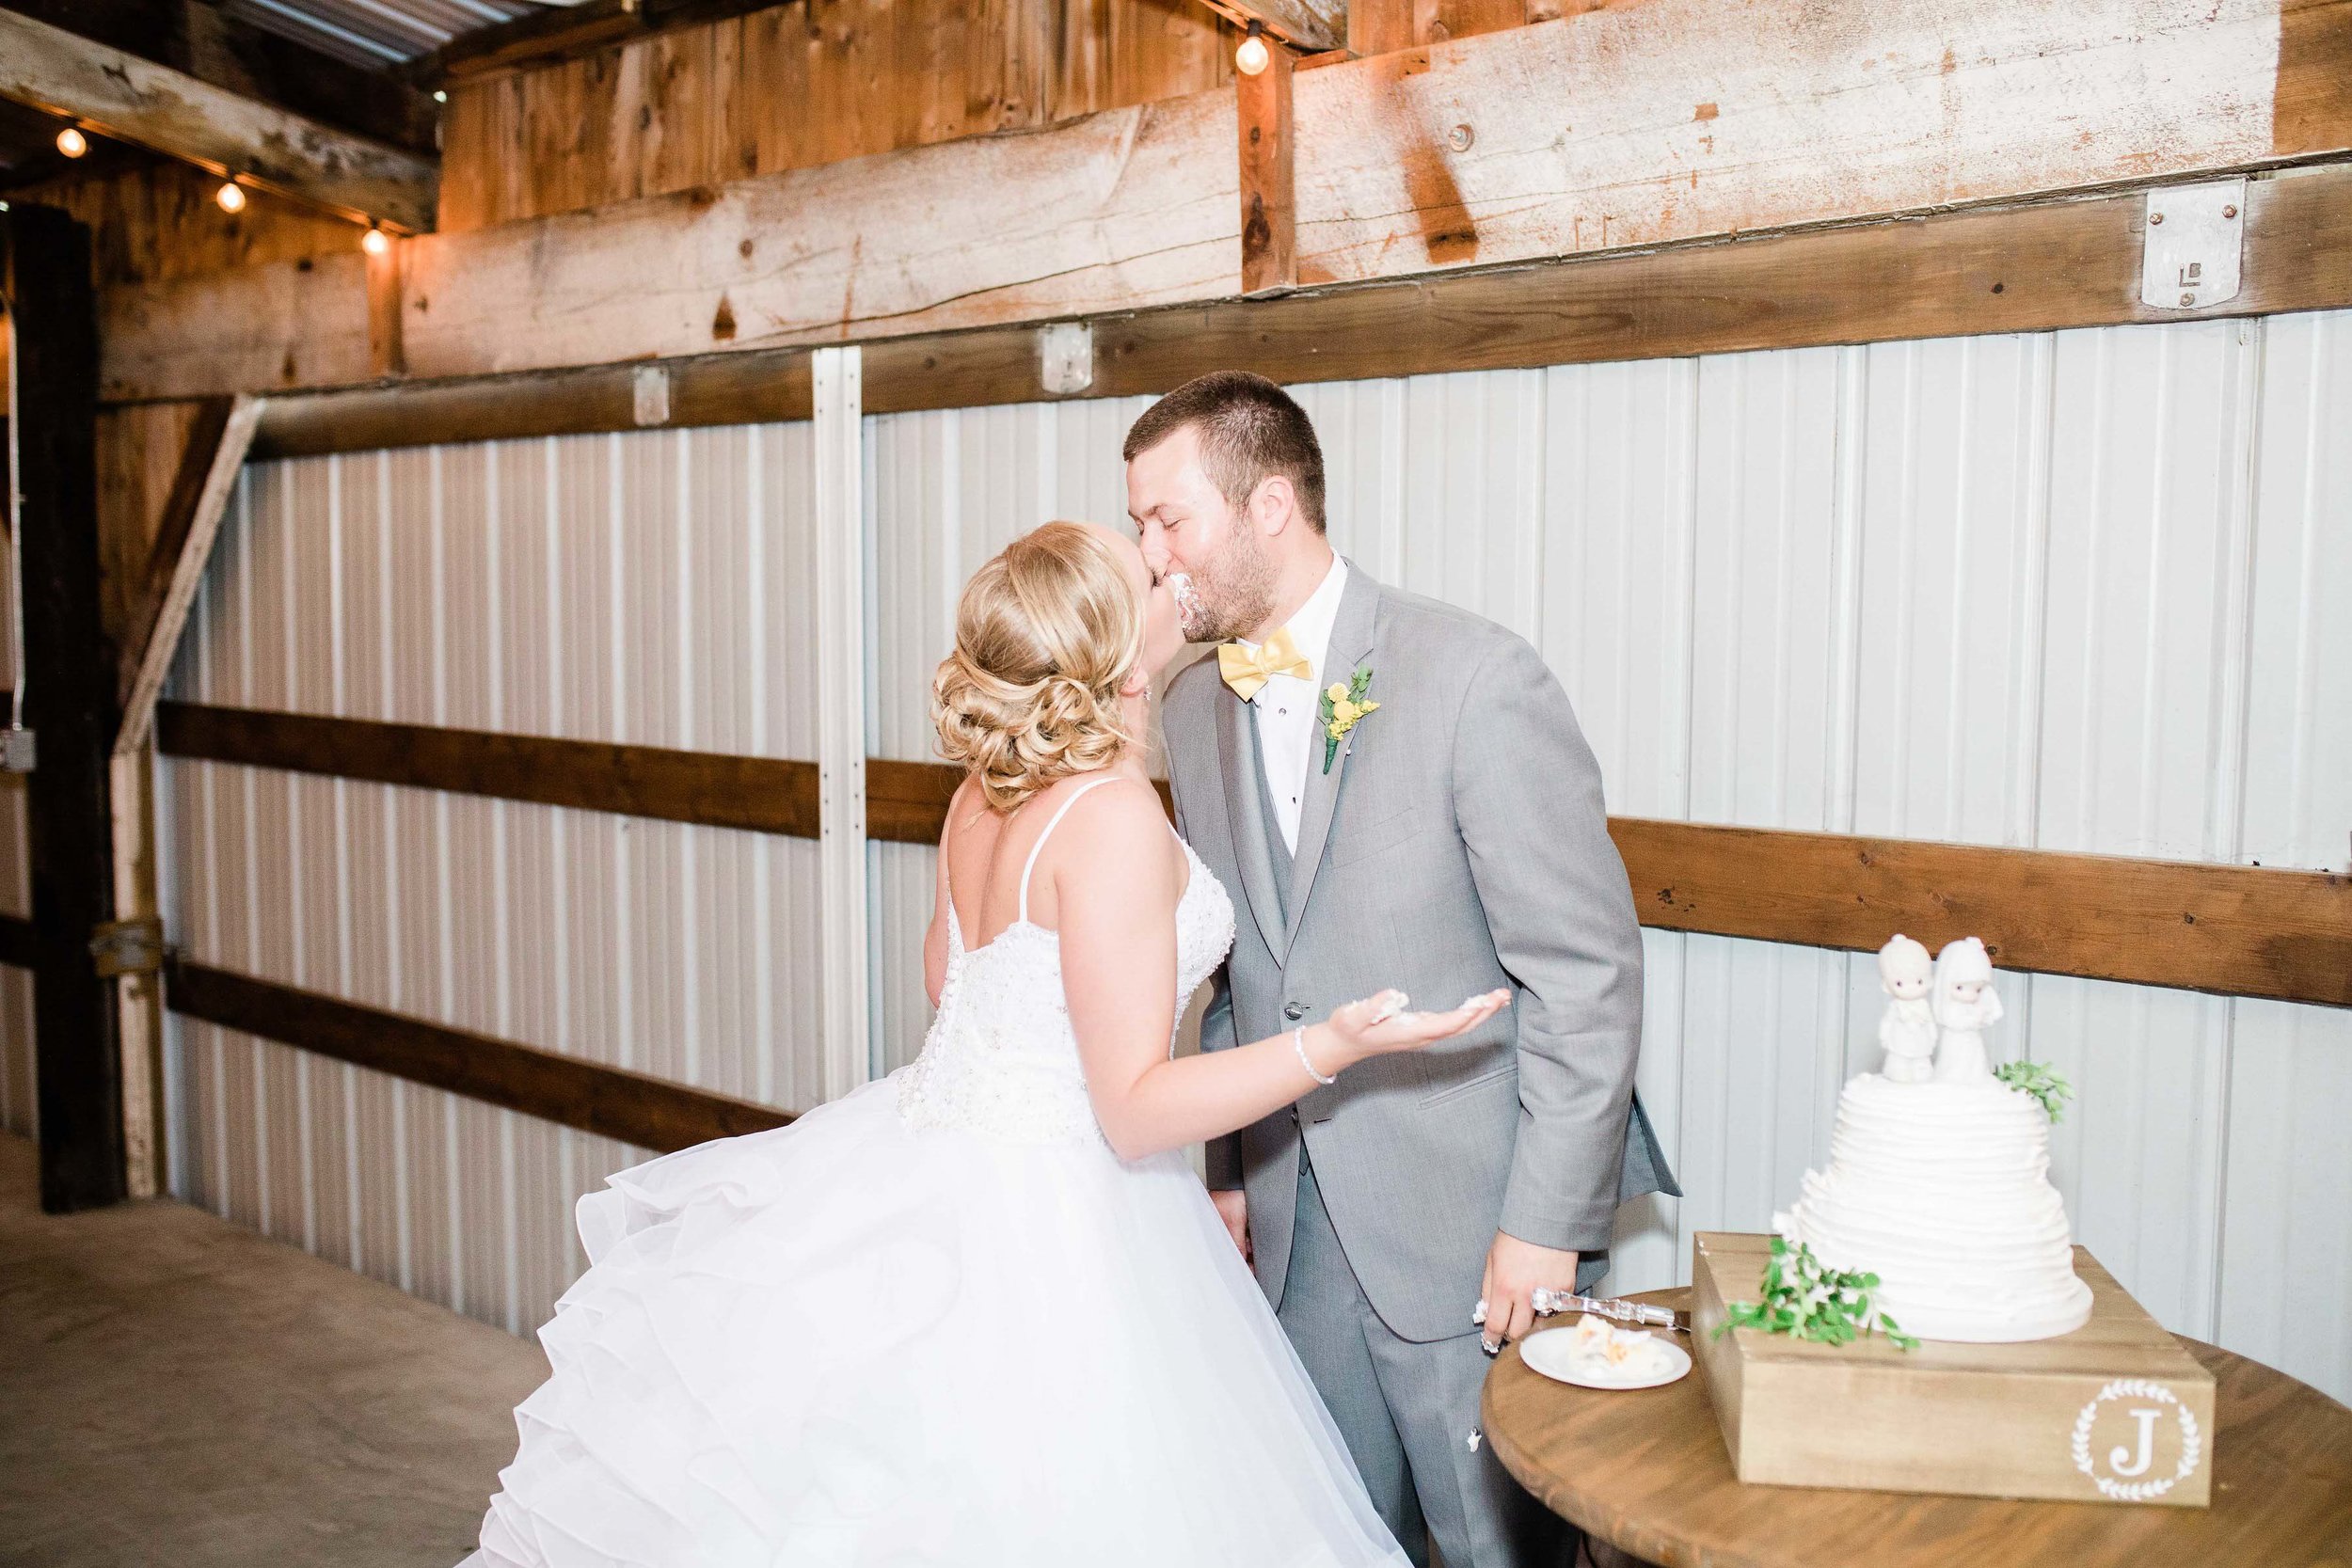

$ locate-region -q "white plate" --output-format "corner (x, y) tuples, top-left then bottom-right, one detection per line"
(1518, 1325), (1692, 1391)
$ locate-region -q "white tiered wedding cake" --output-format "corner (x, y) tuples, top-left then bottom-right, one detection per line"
(1775, 936), (2093, 1343)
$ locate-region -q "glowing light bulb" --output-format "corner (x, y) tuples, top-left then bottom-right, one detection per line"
(215, 180), (246, 214)
(1235, 24), (1271, 76)
(361, 226), (389, 256)
(55, 126), (87, 158)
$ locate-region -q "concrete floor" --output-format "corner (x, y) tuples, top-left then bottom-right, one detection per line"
(0, 1133), (548, 1568)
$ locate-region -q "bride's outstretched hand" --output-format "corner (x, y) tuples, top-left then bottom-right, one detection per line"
(1326, 988), (1511, 1059)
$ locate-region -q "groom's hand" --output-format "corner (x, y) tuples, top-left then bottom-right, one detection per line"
(1211, 1189), (1251, 1263)
(1479, 1231), (1580, 1351)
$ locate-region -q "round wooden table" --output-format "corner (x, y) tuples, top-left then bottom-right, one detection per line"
(1482, 1288), (2352, 1568)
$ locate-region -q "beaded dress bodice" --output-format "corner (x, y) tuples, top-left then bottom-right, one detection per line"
(897, 781), (1235, 1148)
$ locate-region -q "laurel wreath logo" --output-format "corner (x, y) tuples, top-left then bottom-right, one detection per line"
(2070, 1378), (2202, 1502)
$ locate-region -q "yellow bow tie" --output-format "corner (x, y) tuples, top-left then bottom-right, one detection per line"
(1217, 627), (1311, 703)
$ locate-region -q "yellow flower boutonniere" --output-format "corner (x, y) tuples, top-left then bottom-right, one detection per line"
(1318, 666), (1379, 773)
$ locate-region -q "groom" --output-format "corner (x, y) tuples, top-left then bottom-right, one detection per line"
(1129, 372), (1674, 1567)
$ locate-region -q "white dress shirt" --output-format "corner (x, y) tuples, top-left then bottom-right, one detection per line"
(1234, 557), (1347, 855)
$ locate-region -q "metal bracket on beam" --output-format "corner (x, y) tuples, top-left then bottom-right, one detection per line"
(632, 364), (673, 426)
(2141, 178), (2245, 311)
(1039, 322), (1094, 396)
(89, 917), (165, 978)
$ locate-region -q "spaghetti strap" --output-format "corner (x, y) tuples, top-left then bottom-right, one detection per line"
(1017, 775), (1130, 926)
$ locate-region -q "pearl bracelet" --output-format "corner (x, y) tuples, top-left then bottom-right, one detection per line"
(1294, 1024), (1337, 1086)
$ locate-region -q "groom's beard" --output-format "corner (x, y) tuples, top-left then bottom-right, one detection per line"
(1181, 526), (1279, 643)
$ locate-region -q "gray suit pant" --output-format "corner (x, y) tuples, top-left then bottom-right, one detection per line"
(1279, 1153), (1569, 1568)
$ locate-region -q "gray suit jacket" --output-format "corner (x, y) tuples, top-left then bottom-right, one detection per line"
(1164, 564), (1675, 1343)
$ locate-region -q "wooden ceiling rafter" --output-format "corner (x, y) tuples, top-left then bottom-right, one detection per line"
(1195, 0), (1347, 53)
(0, 8), (437, 232)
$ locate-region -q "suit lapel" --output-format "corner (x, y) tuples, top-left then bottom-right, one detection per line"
(1216, 682), (1287, 960)
(1283, 567), (1380, 958)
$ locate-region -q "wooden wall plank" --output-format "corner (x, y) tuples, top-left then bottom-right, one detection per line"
(436, 0), (1237, 232)
(1287, 0), (2330, 287)
(240, 164), (2352, 439)
(163, 957), (793, 1151)
(397, 87), (1238, 382)
(93, 398), (213, 644)
(1613, 820), (2352, 1011)
(9, 161), (363, 293)
(113, 398), (231, 700)
(100, 1), (2352, 400)
(99, 251), (373, 403)
(153, 703), (822, 838)
(151, 713), (2352, 1008)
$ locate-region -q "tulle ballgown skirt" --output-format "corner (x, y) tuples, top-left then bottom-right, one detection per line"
(461, 1074), (1410, 1567)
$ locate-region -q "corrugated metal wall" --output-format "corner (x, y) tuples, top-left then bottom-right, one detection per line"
(862, 311), (2352, 1402)
(141, 312), (2349, 1404)
(0, 512), (31, 1141)
(158, 425), (827, 1334)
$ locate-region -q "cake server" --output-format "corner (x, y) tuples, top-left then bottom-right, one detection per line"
(1530, 1289), (1691, 1334)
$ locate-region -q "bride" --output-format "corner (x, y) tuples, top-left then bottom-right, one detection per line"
(461, 521), (1509, 1566)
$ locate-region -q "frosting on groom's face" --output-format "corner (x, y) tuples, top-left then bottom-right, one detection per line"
(1126, 423), (1279, 643)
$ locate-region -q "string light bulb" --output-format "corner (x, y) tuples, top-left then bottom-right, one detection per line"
(1235, 21), (1271, 76)
(55, 126), (87, 158)
(360, 225), (389, 256)
(215, 179), (246, 214)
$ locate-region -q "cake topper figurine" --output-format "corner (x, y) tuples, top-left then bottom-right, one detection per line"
(1931, 937), (2004, 1082)
(1875, 934), (1937, 1084)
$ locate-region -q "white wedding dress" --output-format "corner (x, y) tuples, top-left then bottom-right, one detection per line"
(463, 777), (1409, 1567)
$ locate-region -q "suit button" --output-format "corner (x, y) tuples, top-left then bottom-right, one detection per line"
(1283, 1002), (1306, 1021)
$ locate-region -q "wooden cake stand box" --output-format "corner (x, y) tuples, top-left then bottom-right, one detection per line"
(1691, 1231), (2215, 1507)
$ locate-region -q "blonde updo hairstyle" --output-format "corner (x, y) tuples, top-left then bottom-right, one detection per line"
(933, 521), (1144, 813)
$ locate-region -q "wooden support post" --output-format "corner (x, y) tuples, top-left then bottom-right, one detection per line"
(1237, 40), (1296, 296)
(1348, 0), (1417, 54)
(4, 204), (125, 1212)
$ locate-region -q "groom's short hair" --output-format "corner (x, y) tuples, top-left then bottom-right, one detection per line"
(1122, 371), (1327, 534)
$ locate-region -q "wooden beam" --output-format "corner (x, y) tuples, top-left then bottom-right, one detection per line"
(95, 0), (2352, 401)
(153, 703), (823, 838)
(163, 956), (793, 1151)
(114, 395), (261, 754)
(6, 203), (126, 1212)
(1613, 820), (2352, 1009)
(1237, 37), (1297, 295)
(870, 760), (2352, 1008)
(250, 350), (815, 460)
(1201, 1), (1346, 52)
(0, 9), (437, 232)
(215, 164), (2352, 443)
(142, 705), (2352, 1006)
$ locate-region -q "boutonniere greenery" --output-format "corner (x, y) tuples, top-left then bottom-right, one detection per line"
(1319, 666), (1379, 774)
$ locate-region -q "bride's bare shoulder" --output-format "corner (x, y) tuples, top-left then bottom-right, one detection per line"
(1044, 776), (1178, 873)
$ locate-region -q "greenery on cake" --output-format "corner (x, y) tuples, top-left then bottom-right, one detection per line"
(1994, 1059), (2074, 1121)
(1716, 1235), (1920, 1352)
